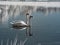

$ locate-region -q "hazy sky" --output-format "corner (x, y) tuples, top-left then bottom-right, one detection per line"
(0, 0), (60, 1)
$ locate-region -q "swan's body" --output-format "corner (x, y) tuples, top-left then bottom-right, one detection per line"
(10, 20), (29, 28)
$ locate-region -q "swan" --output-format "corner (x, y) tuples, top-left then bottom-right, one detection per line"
(10, 13), (33, 28)
(10, 20), (28, 27)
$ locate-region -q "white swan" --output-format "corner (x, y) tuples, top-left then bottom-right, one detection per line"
(10, 20), (28, 27)
(10, 13), (33, 28)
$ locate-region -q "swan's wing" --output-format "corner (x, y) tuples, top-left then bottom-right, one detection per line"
(20, 21), (27, 25)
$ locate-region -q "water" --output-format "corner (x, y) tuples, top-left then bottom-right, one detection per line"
(0, 6), (60, 45)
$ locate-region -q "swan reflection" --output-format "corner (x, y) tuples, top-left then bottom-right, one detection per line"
(0, 26), (32, 45)
(26, 27), (32, 36)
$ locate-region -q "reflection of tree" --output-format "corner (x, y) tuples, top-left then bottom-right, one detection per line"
(0, 26), (32, 45)
(0, 5), (34, 26)
(0, 6), (5, 23)
(1, 40), (3, 45)
(37, 7), (60, 16)
(0, 5), (9, 24)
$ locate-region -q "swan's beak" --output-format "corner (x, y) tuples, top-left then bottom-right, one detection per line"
(30, 16), (33, 18)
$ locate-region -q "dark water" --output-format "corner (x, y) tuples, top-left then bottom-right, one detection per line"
(0, 10), (60, 45)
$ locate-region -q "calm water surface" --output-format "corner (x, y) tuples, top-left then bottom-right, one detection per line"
(0, 10), (60, 45)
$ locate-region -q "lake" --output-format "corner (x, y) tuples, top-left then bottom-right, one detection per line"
(0, 7), (60, 45)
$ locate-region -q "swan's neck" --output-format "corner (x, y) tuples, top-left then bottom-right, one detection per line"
(26, 15), (30, 26)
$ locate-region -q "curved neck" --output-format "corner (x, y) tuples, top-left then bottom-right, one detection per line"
(26, 15), (30, 26)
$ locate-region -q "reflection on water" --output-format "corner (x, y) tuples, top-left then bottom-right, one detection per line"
(0, 5), (60, 45)
(37, 7), (60, 15)
(0, 5), (33, 45)
(0, 5), (60, 24)
(26, 27), (32, 36)
(0, 27), (32, 45)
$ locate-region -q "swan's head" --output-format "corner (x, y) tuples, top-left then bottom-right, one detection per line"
(26, 13), (29, 15)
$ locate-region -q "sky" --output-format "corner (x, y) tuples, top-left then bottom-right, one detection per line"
(0, 0), (60, 1)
